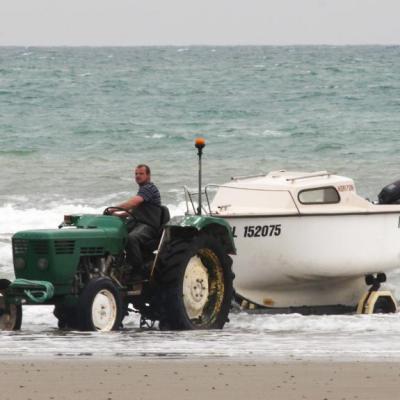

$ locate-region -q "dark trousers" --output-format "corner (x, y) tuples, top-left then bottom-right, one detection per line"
(126, 223), (156, 270)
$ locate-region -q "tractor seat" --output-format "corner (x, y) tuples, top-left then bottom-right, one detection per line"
(142, 205), (171, 252)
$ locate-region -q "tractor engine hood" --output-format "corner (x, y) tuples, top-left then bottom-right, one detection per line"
(11, 215), (128, 293)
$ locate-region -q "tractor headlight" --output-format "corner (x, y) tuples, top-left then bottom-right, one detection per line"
(14, 258), (25, 270)
(37, 258), (49, 270)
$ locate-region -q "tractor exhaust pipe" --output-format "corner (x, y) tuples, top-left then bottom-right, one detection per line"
(195, 138), (206, 215)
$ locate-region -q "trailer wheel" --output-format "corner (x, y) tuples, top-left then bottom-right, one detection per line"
(78, 277), (123, 331)
(158, 234), (234, 330)
(0, 290), (22, 331)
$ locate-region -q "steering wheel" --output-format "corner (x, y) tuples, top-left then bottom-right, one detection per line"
(103, 207), (136, 220)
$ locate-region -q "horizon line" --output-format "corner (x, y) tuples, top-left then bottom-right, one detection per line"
(1, 43), (400, 48)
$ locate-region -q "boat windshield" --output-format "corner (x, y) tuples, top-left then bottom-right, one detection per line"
(183, 185), (298, 215)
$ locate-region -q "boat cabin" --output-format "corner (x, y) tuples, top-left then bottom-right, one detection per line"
(207, 170), (398, 216)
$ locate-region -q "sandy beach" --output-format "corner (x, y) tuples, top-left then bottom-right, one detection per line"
(1, 358), (399, 400)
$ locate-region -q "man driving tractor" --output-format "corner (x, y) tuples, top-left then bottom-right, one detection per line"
(110, 164), (162, 274)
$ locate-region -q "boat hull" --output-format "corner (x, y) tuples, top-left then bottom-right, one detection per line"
(224, 212), (400, 308)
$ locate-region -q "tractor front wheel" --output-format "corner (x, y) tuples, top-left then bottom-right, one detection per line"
(78, 277), (123, 332)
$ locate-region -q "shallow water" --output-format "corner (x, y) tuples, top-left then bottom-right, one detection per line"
(2, 307), (400, 361)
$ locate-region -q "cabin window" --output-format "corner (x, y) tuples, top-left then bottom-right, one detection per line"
(298, 187), (340, 204)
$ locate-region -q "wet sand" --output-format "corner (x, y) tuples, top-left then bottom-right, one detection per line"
(1, 358), (399, 400)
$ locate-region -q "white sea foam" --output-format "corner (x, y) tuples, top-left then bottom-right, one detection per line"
(260, 129), (287, 137)
(0, 248), (13, 278)
(0, 204), (101, 235)
(144, 133), (166, 139)
(243, 129), (289, 138)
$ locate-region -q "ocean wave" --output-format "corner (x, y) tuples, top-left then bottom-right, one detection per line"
(0, 149), (37, 156)
(0, 195), (29, 204)
(246, 129), (289, 138)
(0, 204), (102, 235)
(144, 133), (166, 139)
(324, 66), (342, 73)
(314, 143), (343, 152)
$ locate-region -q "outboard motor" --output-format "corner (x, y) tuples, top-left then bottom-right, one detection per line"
(378, 180), (400, 204)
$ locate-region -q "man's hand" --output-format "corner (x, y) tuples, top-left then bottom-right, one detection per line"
(103, 207), (130, 218)
(111, 210), (130, 218)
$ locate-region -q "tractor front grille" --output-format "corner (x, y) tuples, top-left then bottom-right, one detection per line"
(32, 240), (49, 255)
(12, 239), (28, 255)
(54, 240), (75, 254)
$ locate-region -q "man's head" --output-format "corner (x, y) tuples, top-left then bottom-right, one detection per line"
(135, 164), (151, 186)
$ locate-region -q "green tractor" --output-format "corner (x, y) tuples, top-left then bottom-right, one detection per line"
(0, 139), (235, 331)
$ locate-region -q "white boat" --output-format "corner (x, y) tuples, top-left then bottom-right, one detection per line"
(186, 170), (400, 313)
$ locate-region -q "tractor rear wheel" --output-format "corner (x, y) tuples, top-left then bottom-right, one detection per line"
(158, 234), (234, 330)
(78, 277), (123, 331)
(0, 289), (22, 331)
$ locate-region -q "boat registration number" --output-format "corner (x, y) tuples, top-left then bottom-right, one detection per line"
(232, 224), (282, 238)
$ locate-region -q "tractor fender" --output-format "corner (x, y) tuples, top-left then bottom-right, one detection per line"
(164, 215), (236, 254)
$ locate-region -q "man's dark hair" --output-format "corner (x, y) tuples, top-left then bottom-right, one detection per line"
(136, 164), (151, 175)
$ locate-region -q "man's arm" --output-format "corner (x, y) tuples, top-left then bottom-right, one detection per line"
(117, 195), (144, 210)
(110, 195), (144, 217)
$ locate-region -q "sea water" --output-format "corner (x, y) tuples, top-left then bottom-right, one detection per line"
(1, 46), (400, 360)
